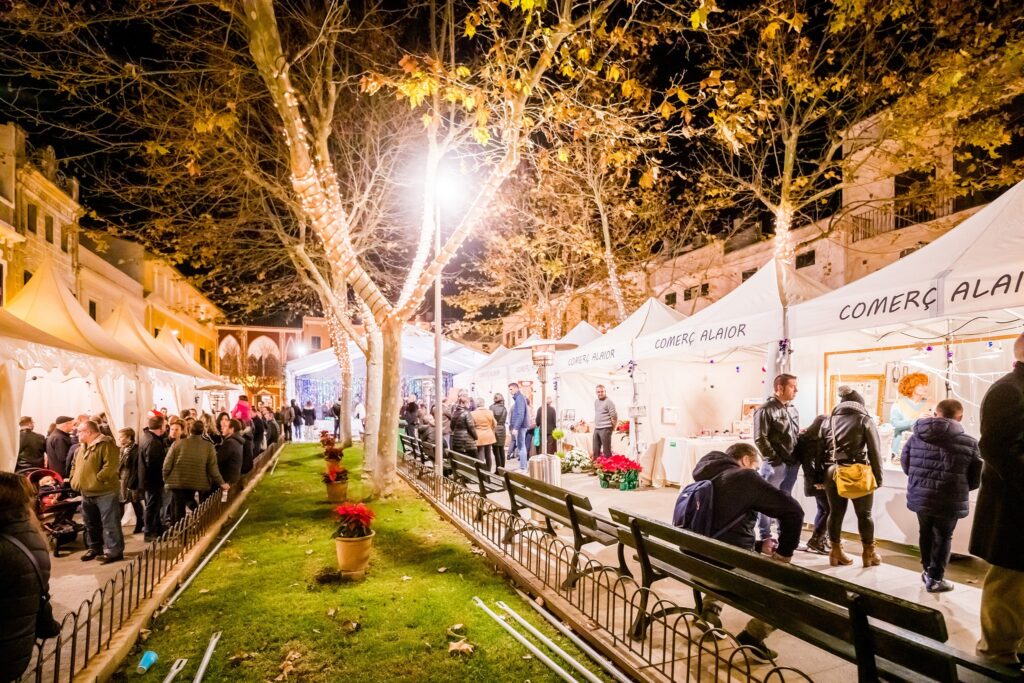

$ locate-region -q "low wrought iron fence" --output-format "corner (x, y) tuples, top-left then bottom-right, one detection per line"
(19, 442), (281, 683)
(399, 460), (815, 683)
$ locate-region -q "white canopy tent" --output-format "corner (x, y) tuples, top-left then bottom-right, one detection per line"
(5, 260), (154, 433)
(634, 259), (831, 440)
(453, 345), (509, 392)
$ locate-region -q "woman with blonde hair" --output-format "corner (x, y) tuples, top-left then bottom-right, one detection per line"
(471, 397), (498, 472)
(891, 372), (930, 464)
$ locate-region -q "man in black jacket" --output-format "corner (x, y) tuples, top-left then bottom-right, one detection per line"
(138, 416), (169, 541)
(216, 419), (245, 488)
(691, 442), (804, 662)
(971, 332), (1024, 668)
(753, 373), (800, 554)
(16, 417), (46, 473)
(44, 416), (75, 478)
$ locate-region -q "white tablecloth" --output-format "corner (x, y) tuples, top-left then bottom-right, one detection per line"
(662, 436), (743, 486)
(563, 431), (629, 456)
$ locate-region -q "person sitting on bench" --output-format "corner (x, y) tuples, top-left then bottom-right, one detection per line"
(689, 442), (804, 662)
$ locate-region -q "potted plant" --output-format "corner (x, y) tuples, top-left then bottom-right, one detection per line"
(323, 446), (343, 463)
(560, 448), (592, 474)
(593, 454), (642, 490)
(320, 431), (334, 446)
(322, 465), (349, 503)
(332, 502), (375, 579)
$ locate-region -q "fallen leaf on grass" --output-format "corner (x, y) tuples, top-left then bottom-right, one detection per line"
(326, 608), (337, 618)
(470, 547), (485, 556)
(401, 575), (412, 581)
(522, 654), (533, 660)
(274, 650), (302, 681)
(312, 628), (321, 634)
(341, 620), (360, 633)
(437, 567), (448, 573)
(139, 629), (151, 642)
(448, 639), (475, 656)
(198, 589), (210, 594)
(227, 652), (254, 667)
(305, 549), (314, 555)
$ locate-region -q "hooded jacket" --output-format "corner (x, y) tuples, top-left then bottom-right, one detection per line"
(691, 451), (804, 556)
(138, 428), (169, 491)
(820, 400), (883, 486)
(901, 417), (981, 519)
(970, 362), (1024, 570)
(753, 397), (799, 466)
(216, 433), (244, 485)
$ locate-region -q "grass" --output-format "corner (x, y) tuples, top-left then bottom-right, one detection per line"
(113, 443), (612, 682)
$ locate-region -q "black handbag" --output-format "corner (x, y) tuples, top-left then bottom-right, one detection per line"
(2, 533), (62, 639)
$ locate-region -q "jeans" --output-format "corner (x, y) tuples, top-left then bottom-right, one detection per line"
(811, 490), (830, 538)
(757, 461), (799, 540)
(593, 428), (614, 459)
(82, 492), (125, 558)
(917, 513), (958, 581)
(824, 465), (875, 543)
(512, 429), (528, 469)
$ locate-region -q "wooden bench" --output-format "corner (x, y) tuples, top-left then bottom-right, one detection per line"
(447, 450), (505, 520)
(399, 434), (437, 477)
(609, 508), (1021, 683)
(502, 471), (630, 589)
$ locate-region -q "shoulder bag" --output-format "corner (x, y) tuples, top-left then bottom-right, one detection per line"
(828, 409), (878, 499)
(1, 533), (62, 639)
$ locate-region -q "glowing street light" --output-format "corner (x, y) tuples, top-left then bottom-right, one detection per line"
(514, 339), (577, 460)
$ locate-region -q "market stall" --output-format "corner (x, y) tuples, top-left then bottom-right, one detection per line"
(788, 178), (1024, 552)
(633, 259), (829, 484)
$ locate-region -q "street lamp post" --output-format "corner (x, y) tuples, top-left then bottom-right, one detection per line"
(433, 200), (445, 473)
(515, 339), (576, 481)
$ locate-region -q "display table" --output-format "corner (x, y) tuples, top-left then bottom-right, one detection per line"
(562, 431), (629, 457)
(661, 436), (743, 486)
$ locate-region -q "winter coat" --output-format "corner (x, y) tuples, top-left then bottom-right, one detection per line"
(901, 417), (981, 519)
(163, 436), (224, 491)
(753, 396), (800, 466)
(302, 407), (316, 426)
(490, 402), (508, 445)
(0, 515), (51, 682)
(241, 430), (254, 474)
(794, 415), (831, 497)
(970, 362), (1024, 571)
(691, 451), (805, 557)
(536, 405), (557, 436)
(290, 401), (303, 427)
(820, 400), (883, 486)
(265, 417), (280, 445)
(118, 444), (141, 503)
(509, 392), (529, 431)
(138, 428), (169, 491)
(401, 402), (420, 433)
(450, 406), (478, 456)
(44, 429), (73, 479)
(216, 434), (244, 485)
(252, 415), (265, 453)
(16, 429), (46, 473)
(69, 435), (120, 497)
(282, 404), (295, 425)
(471, 408), (497, 446)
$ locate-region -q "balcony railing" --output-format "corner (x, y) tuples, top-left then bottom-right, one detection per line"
(847, 192), (989, 242)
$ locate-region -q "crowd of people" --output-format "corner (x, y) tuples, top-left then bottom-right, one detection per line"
(672, 332), (1024, 667)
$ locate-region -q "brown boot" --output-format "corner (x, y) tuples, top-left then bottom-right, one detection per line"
(862, 542), (882, 567)
(829, 541), (853, 566)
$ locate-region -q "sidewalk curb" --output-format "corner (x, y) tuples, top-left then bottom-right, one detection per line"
(73, 444), (284, 683)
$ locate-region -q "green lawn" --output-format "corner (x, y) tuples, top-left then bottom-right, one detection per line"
(113, 443), (611, 682)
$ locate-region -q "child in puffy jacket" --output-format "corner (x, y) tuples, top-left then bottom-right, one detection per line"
(902, 399), (982, 593)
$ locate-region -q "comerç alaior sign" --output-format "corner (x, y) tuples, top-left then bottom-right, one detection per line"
(836, 268), (1024, 323)
(562, 346), (618, 368)
(652, 323), (749, 351)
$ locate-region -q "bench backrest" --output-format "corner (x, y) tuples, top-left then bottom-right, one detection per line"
(503, 471), (591, 525)
(609, 508), (971, 682)
(449, 451), (482, 483)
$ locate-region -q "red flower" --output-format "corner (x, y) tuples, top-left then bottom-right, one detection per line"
(593, 454), (642, 474)
(333, 503), (375, 538)
(323, 446), (343, 461)
(322, 466), (349, 484)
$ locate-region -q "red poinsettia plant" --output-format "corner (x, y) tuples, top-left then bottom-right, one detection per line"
(321, 465), (349, 485)
(320, 432), (335, 447)
(593, 454), (642, 474)
(614, 420), (631, 434)
(323, 446), (343, 462)
(332, 503), (375, 539)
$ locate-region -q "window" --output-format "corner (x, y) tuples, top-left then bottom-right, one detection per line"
(664, 291), (677, 307)
(742, 268), (757, 281)
(44, 216), (54, 243)
(199, 348), (207, 367)
(683, 283), (709, 301)
(26, 204), (37, 234)
(60, 226), (70, 252)
(311, 336), (322, 350)
(23, 270), (32, 285)
(795, 250), (816, 269)
(88, 300), (97, 320)
(700, 283), (710, 297)
(683, 287), (694, 302)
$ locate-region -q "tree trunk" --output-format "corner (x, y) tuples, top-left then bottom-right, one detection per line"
(374, 318), (403, 497)
(595, 194), (627, 322)
(362, 326), (384, 486)
(338, 341), (353, 449)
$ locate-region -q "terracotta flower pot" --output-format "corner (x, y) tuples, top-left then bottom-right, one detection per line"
(335, 531), (375, 579)
(326, 481), (348, 503)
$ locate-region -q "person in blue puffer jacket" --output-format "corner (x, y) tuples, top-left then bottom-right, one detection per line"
(902, 399), (982, 593)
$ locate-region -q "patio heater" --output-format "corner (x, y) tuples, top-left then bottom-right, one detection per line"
(515, 338), (577, 485)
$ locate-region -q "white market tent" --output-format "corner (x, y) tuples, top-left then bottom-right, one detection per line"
(5, 260), (155, 433)
(560, 320), (602, 346)
(453, 345), (509, 392)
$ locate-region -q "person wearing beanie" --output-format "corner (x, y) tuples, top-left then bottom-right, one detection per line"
(45, 416), (75, 478)
(820, 385), (883, 567)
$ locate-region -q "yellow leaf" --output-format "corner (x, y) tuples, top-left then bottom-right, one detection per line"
(520, 0), (534, 11)
(621, 79), (636, 98)
(659, 100), (675, 119)
(606, 64), (622, 82)
(463, 94), (476, 111)
(762, 20), (781, 40)
(577, 46), (590, 62)
(472, 126), (490, 145)
(455, 66), (471, 78)
(143, 141), (169, 156)
(421, 113), (434, 128)
(788, 12), (807, 32)
(673, 87), (691, 104)
(639, 169), (655, 189)
(557, 148), (569, 162)
(464, 22), (476, 38)
(690, 0), (718, 29)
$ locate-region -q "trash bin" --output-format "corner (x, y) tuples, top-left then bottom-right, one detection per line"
(527, 455), (561, 522)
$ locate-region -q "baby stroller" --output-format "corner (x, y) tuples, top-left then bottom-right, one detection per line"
(24, 468), (85, 557)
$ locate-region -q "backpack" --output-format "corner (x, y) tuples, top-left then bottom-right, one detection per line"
(672, 478), (746, 539)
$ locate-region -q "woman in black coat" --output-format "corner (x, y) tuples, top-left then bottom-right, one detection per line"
(490, 395), (508, 470)
(290, 399), (303, 440)
(117, 428), (144, 535)
(0, 472), (56, 682)
(449, 398), (478, 458)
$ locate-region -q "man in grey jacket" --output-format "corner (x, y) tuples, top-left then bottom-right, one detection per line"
(593, 385), (618, 459)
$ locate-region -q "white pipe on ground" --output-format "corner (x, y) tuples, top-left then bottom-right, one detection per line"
(472, 597), (578, 683)
(496, 600), (603, 683)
